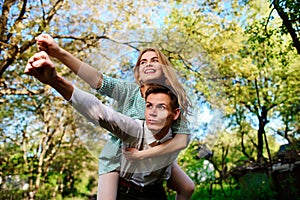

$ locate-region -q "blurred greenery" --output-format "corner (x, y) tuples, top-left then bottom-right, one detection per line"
(1, 0), (300, 199)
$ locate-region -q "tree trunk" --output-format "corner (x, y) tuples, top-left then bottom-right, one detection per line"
(273, 0), (300, 54)
(257, 120), (264, 163)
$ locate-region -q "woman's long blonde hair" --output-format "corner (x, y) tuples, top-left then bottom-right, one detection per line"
(133, 48), (192, 120)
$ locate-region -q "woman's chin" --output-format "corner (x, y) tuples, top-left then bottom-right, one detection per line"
(141, 77), (165, 85)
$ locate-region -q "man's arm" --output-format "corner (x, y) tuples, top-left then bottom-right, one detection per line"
(36, 34), (103, 89)
(25, 51), (142, 144)
(24, 51), (74, 100)
(70, 86), (143, 144)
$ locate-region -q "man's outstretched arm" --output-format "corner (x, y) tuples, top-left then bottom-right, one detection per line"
(70, 86), (143, 144)
(25, 51), (142, 144)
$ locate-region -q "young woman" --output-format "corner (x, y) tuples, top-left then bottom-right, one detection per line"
(35, 34), (195, 200)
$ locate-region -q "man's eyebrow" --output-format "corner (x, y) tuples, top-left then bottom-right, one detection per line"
(158, 103), (167, 107)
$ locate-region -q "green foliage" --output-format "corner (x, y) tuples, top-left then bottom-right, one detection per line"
(177, 141), (212, 184)
(191, 185), (241, 200)
(237, 172), (276, 200)
(1, 0), (300, 199)
(270, 0), (300, 53)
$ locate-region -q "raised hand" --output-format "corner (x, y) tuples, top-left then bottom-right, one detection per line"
(24, 51), (57, 85)
(36, 34), (61, 58)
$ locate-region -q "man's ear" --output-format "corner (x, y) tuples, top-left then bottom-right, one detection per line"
(173, 108), (181, 120)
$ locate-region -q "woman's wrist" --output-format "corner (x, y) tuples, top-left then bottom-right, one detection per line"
(55, 47), (67, 60)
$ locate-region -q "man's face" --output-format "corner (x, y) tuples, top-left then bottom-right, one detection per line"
(145, 93), (179, 135)
(138, 51), (164, 84)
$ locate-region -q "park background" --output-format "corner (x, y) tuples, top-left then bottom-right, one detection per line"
(1, 0), (299, 199)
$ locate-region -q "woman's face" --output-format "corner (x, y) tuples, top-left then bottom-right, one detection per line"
(138, 51), (164, 84)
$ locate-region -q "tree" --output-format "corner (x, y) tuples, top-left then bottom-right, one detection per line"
(227, 17), (299, 163)
(270, 0), (300, 54)
(158, 0), (299, 165)
(0, 85), (98, 199)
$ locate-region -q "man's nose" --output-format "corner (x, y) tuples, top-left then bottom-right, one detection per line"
(149, 108), (157, 116)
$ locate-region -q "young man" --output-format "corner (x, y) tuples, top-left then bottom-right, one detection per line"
(25, 51), (183, 200)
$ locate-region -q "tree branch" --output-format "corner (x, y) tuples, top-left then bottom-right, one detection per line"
(0, 88), (45, 96)
(272, 0), (300, 54)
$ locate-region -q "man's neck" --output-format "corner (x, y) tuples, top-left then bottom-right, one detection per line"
(152, 127), (170, 141)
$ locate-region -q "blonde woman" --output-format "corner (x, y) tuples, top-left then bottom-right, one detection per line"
(36, 34), (195, 200)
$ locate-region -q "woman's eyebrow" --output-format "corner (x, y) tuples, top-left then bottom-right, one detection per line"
(140, 56), (158, 61)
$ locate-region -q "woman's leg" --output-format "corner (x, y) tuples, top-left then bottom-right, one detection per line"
(167, 162), (195, 200)
(97, 172), (119, 200)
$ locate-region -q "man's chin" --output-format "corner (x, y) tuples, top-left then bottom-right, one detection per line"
(148, 127), (161, 135)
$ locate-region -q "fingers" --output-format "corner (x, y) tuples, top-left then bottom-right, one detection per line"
(123, 152), (133, 160)
(36, 40), (49, 52)
(123, 147), (136, 153)
(30, 51), (48, 63)
(122, 148), (131, 154)
(37, 42), (48, 52)
(31, 57), (49, 69)
(26, 51), (51, 71)
(35, 34), (52, 51)
(35, 33), (51, 42)
(24, 62), (36, 75)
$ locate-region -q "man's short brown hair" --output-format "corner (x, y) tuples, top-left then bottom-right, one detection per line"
(145, 84), (179, 111)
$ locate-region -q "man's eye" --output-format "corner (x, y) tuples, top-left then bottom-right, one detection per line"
(157, 105), (165, 110)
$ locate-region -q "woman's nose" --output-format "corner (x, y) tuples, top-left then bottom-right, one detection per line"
(145, 61), (153, 67)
